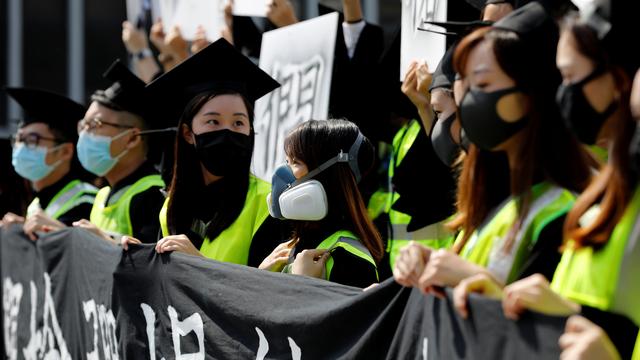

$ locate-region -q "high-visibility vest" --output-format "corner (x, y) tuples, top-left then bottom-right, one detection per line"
(385, 119), (454, 267)
(27, 179), (98, 220)
(159, 175), (271, 265)
(90, 174), (165, 239)
(459, 182), (576, 284)
(551, 185), (640, 325)
(316, 230), (379, 281)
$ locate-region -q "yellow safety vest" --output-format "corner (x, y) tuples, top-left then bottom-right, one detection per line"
(90, 175), (165, 238)
(551, 185), (640, 325)
(27, 179), (97, 220)
(383, 119), (454, 267)
(159, 175), (271, 265)
(316, 230), (379, 281)
(459, 182), (576, 284)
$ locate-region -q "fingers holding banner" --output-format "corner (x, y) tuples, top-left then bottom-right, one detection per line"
(502, 274), (580, 320)
(559, 316), (621, 360)
(393, 241), (431, 288)
(453, 273), (504, 319)
(121, 235), (142, 250)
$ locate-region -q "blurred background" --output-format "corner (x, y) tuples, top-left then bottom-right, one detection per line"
(0, 0), (407, 136)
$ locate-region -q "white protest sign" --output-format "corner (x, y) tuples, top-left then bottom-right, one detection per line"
(159, 0), (225, 41)
(126, 0), (144, 23)
(252, 12), (339, 180)
(233, 0), (268, 17)
(126, 0), (162, 25)
(400, 0), (447, 80)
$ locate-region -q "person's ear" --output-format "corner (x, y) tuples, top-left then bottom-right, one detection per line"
(59, 142), (74, 162)
(126, 128), (142, 149)
(182, 123), (195, 145)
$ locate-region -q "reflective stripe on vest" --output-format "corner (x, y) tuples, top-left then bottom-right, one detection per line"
(27, 180), (98, 220)
(159, 175), (271, 265)
(387, 221), (454, 267)
(90, 175), (165, 239)
(551, 185), (640, 324)
(316, 230), (379, 281)
(460, 182), (576, 284)
(386, 119), (454, 267)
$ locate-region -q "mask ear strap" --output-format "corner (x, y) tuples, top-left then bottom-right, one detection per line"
(292, 155), (343, 187)
(347, 132), (364, 183)
(577, 66), (606, 86)
(291, 131), (365, 186)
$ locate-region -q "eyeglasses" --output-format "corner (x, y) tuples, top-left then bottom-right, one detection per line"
(10, 133), (62, 149)
(78, 117), (134, 132)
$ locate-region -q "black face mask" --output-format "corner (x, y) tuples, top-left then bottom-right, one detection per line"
(459, 87), (528, 151)
(193, 129), (253, 176)
(630, 122), (640, 175)
(431, 113), (460, 166)
(460, 128), (471, 153)
(556, 68), (618, 145)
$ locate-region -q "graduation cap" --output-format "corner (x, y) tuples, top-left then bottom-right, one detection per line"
(146, 38), (280, 127)
(493, 1), (558, 58)
(429, 44), (457, 92)
(5, 87), (86, 142)
(91, 59), (149, 119)
(419, 20), (492, 37)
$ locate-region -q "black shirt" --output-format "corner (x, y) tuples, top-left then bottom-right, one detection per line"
(107, 162), (164, 243)
(580, 305), (639, 360)
(34, 172), (93, 226)
(514, 214), (566, 282)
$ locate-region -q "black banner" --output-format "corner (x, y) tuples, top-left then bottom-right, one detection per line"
(1, 226), (566, 359)
(1, 224), (120, 360)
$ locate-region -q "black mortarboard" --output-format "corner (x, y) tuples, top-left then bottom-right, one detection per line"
(420, 20), (492, 37)
(91, 59), (149, 119)
(493, 1), (554, 38)
(429, 44), (457, 92)
(146, 38), (280, 126)
(5, 87), (86, 142)
(493, 1), (558, 61)
(492, 2), (560, 88)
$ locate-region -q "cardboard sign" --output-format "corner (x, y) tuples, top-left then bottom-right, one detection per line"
(400, 0), (447, 80)
(233, 0), (268, 17)
(252, 12), (339, 180)
(158, 0), (225, 41)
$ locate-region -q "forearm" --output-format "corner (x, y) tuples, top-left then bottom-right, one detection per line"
(133, 57), (161, 84)
(417, 107), (434, 136)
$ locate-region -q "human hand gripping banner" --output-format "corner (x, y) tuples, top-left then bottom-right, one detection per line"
(1, 224), (121, 360)
(2, 225), (566, 359)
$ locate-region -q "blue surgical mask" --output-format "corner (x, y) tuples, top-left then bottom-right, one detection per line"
(77, 130), (131, 177)
(11, 143), (62, 182)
